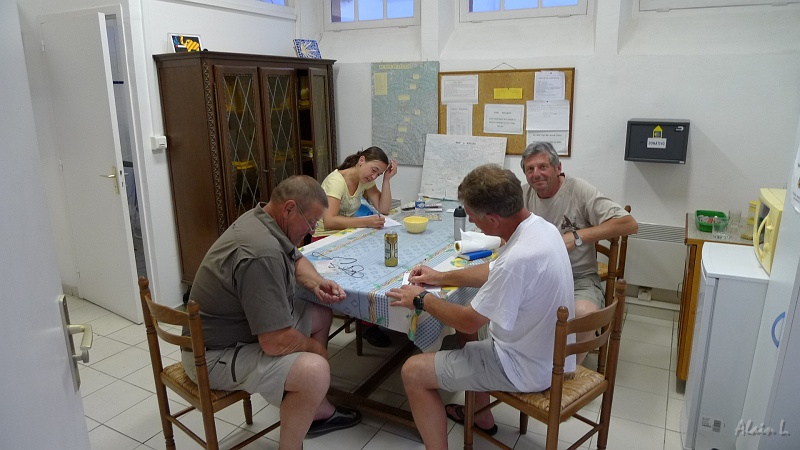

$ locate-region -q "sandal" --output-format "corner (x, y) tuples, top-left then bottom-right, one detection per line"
(445, 403), (498, 436)
(308, 406), (362, 435)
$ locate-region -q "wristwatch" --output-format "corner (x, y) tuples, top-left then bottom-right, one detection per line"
(572, 230), (583, 247)
(413, 290), (430, 311)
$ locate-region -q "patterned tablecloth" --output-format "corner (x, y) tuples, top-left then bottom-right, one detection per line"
(298, 201), (492, 351)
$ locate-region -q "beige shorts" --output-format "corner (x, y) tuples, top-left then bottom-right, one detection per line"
(574, 273), (605, 309)
(435, 339), (519, 393)
(182, 297), (314, 406)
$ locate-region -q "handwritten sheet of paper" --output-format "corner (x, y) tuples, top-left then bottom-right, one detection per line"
(534, 71), (566, 100)
(446, 103), (473, 135)
(484, 104), (524, 135)
(441, 75), (479, 104)
(526, 100), (570, 131)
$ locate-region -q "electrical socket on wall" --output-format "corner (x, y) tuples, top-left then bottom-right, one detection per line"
(637, 286), (652, 301)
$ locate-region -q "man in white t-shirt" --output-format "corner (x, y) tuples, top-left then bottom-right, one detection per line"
(521, 141), (637, 362)
(387, 164), (574, 449)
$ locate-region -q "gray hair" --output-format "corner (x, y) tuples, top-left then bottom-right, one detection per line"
(520, 142), (560, 170)
(270, 175), (328, 210)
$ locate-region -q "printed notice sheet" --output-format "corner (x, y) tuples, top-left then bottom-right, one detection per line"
(526, 100), (570, 131)
(446, 104), (473, 136)
(527, 131), (570, 156)
(484, 104), (524, 135)
(534, 71), (566, 101)
(420, 134), (507, 200)
(441, 75), (479, 105)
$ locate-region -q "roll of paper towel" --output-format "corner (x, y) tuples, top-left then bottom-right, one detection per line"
(454, 230), (502, 255)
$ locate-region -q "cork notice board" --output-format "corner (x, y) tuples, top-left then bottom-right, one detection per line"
(438, 68), (575, 156)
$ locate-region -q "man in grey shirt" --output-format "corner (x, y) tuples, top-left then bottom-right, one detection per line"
(521, 142), (638, 356)
(183, 175), (361, 449)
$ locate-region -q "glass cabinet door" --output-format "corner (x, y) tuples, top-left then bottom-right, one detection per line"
(214, 66), (267, 223)
(260, 68), (299, 193)
(308, 68), (333, 181)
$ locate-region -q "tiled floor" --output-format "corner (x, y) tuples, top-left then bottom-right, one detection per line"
(70, 295), (686, 449)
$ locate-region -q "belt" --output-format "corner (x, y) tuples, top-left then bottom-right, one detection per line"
(181, 346), (215, 353)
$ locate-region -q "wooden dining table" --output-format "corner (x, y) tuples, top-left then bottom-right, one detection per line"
(297, 201), (492, 427)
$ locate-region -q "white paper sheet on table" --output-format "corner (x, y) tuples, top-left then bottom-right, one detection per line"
(402, 272), (442, 296)
(382, 216), (402, 227)
(454, 230), (502, 255)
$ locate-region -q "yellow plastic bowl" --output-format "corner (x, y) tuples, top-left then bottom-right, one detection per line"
(403, 215), (429, 234)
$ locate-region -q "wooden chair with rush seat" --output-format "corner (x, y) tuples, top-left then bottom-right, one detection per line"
(463, 280), (627, 450)
(138, 277), (280, 449)
(596, 205), (632, 304)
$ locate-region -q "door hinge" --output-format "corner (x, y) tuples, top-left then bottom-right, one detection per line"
(41, 39), (45, 52)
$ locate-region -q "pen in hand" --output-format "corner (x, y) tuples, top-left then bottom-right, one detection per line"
(410, 264), (422, 285)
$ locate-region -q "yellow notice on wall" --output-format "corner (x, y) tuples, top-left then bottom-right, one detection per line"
(374, 72), (388, 96)
(494, 88), (523, 100)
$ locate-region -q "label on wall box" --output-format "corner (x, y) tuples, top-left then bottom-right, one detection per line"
(647, 138), (667, 149)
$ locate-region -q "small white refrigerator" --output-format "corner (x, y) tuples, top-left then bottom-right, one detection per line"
(681, 243), (769, 450)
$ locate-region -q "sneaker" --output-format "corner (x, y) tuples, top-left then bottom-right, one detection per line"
(364, 326), (391, 347)
(307, 406), (362, 435)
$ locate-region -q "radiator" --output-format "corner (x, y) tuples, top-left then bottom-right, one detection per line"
(624, 223), (685, 292)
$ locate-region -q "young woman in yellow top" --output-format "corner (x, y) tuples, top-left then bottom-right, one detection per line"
(313, 146), (398, 347)
(313, 146), (398, 238)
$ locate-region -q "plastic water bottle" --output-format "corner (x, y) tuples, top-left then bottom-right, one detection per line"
(454, 206), (466, 241)
(414, 193), (426, 216)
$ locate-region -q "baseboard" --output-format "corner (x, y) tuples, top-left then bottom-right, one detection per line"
(61, 283), (78, 297)
(624, 296), (679, 321)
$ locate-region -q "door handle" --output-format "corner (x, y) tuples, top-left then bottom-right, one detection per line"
(59, 295), (94, 391)
(100, 165), (120, 194)
(68, 323), (93, 363)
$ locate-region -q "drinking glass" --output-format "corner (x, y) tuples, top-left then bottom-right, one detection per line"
(728, 209), (742, 236)
(712, 216), (729, 240)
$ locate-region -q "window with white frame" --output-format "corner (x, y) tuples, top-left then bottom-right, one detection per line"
(324, 0), (420, 31)
(460, 0), (588, 22)
(640, 0), (799, 12)
(174, 0), (293, 17)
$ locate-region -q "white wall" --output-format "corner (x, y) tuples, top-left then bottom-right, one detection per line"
(20, 0), (302, 304)
(17, 0), (800, 304)
(324, 0), (800, 227)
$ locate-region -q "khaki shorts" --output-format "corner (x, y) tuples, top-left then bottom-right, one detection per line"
(182, 296), (314, 406)
(435, 339), (519, 393)
(574, 273), (605, 309)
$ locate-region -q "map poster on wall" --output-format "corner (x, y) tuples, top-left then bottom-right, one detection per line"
(372, 61), (439, 165)
(420, 134), (507, 200)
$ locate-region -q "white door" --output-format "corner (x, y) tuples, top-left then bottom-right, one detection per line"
(41, 11), (141, 322)
(1, 2), (89, 446)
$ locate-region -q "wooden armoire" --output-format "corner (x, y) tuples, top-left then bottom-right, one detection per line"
(154, 52), (337, 283)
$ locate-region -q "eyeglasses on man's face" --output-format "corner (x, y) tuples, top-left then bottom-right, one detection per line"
(295, 201), (318, 234)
